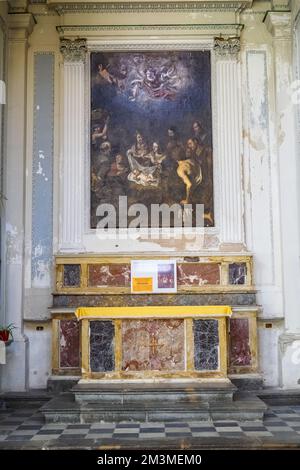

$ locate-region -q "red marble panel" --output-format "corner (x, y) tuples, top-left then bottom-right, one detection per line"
(122, 319), (184, 371)
(59, 319), (80, 368)
(229, 318), (251, 366)
(88, 264), (131, 287)
(177, 263), (220, 286)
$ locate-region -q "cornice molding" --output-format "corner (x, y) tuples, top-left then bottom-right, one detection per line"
(263, 10), (291, 38)
(86, 39), (213, 50)
(57, 23), (244, 35)
(48, 1), (252, 15)
(8, 12), (36, 38)
(8, 0), (29, 14)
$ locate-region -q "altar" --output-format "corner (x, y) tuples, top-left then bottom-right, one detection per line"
(45, 255), (263, 422)
(51, 254), (258, 384)
(76, 305), (231, 380)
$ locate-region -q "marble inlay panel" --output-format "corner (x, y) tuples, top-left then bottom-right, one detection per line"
(122, 320), (184, 371)
(194, 319), (219, 370)
(59, 320), (80, 368)
(90, 321), (114, 372)
(63, 264), (81, 287)
(229, 318), (251, 366)
(228, 263), (247, 285)
(53, 292), (257, 308)
(88, 264), (130, 287)
(177, 263), (220, 286)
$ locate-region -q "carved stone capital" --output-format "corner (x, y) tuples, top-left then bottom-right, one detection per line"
(213, 37), (240, 57)
(60, 38), (87, 63)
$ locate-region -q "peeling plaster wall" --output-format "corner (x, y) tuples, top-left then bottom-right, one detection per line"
(24, 14), (60, 327)
(0, 1), (8, 328)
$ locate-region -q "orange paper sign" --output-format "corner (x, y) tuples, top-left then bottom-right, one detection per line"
(132, 277), (153, 293)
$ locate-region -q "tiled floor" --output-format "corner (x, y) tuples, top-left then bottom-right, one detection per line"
(1, 404), (300, 444)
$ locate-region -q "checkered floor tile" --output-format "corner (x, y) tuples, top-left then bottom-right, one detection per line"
(1, 404), (300, 442)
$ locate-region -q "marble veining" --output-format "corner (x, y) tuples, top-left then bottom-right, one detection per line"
(53, 292), (257, 308)
(177, 263), (220, 286)
(63, 264), (81, 287)
(90, 321), (115, 372)
(88, 263), (130, 287)
(229, 318), (251, 366)
(194, 319), (219, 370)
(122, 319), (184, 371)
(59, 319), (80, 368)
(229, 263), (247, 285)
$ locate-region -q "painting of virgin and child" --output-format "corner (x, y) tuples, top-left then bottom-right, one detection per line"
(90, 51), (214, 228)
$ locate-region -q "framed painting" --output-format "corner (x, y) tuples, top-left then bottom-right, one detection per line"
(90, 50), (214, 229)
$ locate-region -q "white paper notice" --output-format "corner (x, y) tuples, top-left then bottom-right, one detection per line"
(131, 260), (177, 294)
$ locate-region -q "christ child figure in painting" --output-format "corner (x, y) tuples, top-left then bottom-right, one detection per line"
(127, 134), (164, 187)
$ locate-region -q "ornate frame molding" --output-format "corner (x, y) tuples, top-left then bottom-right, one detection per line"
(82, 38), (220, 246)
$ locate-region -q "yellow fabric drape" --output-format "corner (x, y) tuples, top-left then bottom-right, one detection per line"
(75, 305), (232, 320)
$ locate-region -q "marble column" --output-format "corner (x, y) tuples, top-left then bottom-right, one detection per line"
(59, 38), (86, 252)
(265, 12), (300, 388)
(214, 38), (244, 248)
(1, 13), (34, 391)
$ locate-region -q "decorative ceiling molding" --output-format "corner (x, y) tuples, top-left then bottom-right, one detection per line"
(57, 23), (244, 34)
(48, 1), (253, 15)
(86, 39), (213, 50)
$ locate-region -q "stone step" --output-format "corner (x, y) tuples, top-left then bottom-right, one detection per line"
(41, 390), (267, 424)
(72, 380), (237, 406)
(257, 388), (300, 406)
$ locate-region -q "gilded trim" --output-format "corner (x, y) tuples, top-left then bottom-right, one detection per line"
(114, 319), (122, 371)
(185, 318), (194, 371)
(219, 316), (227, 376)
(52, 319), (60, 372)
(81, 319), (90, 375)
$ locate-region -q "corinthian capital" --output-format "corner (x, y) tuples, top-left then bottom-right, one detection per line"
(60, 38), (87, 63)
(213, 37), (240, 58)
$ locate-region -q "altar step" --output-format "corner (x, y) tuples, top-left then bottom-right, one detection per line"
(41, 381), (267, 424)
(73, 380), (237, 406)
